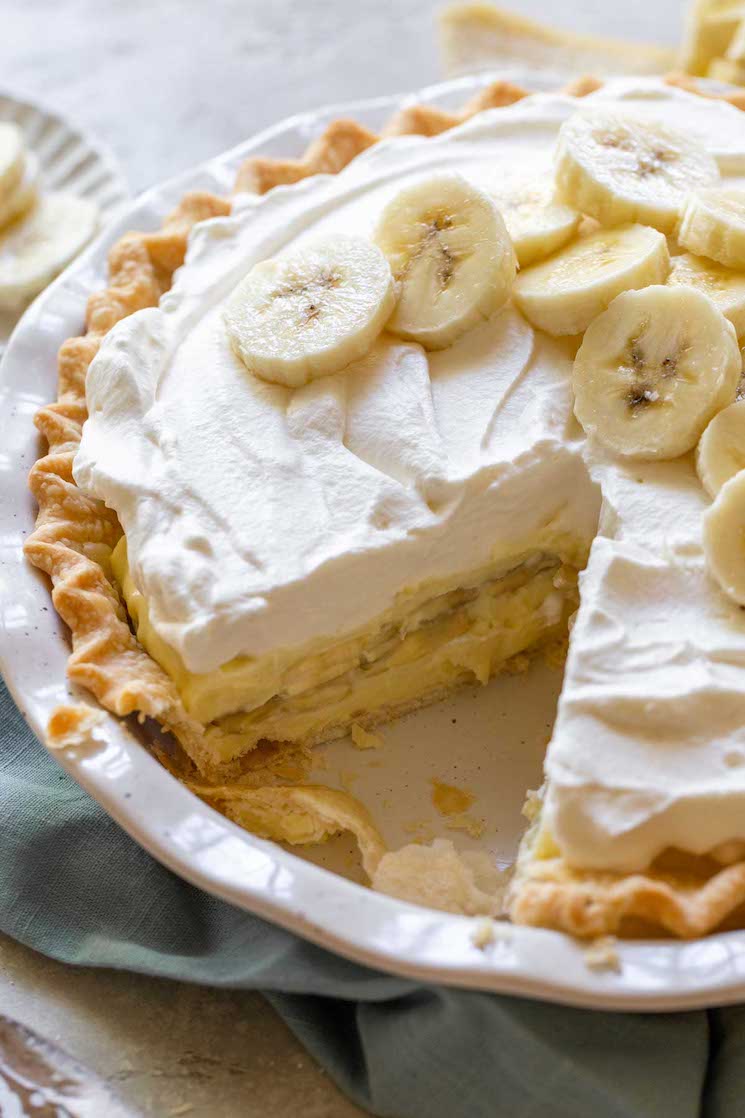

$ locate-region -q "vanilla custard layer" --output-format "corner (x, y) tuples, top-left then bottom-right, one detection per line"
(115, 538), (582, 755)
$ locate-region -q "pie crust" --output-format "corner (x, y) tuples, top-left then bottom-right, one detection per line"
(28, 73), (745, 937)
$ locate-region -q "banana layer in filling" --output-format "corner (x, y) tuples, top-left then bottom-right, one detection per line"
(113, 540), (579, 762)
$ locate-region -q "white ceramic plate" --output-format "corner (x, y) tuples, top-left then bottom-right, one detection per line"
(0, 90), (130, 352)
(4, 73), (745, 1011)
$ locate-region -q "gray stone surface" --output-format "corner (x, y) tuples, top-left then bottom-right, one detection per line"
(4, 0), (683, 193)
(0, 1), (685, 1115)
(0, 932), (362, 1117)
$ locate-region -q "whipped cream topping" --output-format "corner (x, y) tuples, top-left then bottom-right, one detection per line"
(73, 78), (745, 870)
(544, 447), (745, 872)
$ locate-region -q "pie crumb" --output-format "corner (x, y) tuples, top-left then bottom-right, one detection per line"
(471, 917), (496, 949)
(337, 768), (359, 792)
(431, 778), (475, 815)
(351, 723), (385, 750)
(372, 838), (504, 916)
(47, 703), (105, 750)
(584, 935), (621, 972)
(522, 787), (543, 822)
(445, 813), (486, 839)
(471, 916), (512, 949)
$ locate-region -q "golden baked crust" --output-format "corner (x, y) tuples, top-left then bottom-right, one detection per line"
(25, 76), (745, 933)
(233, 79), (532, 193)
(508, 852), (745, 939)
(26, 193), (231, 774)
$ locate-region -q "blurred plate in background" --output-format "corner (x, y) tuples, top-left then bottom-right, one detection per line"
(0, 90), (130, 352)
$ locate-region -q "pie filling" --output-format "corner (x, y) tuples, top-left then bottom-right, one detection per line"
(113, 537), (583, 762)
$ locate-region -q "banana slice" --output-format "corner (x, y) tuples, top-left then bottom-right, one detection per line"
(573, 285), (740, 459)
(224, 234), (395, 387)
(554, 110), (720, 235)
(373, 173), (516, 349)
(697, 400), (745, 496)
(0, 192), (99, 309)
(513, 223), (669, 337)
(726, 12), (745, 59)
(471, 164), (580, 267)
(708, 56), (745, 82)
(0, 152), (39, 231)
(669, 253), (745, 338)
(679, 188), (745, 271)
(0, 122), (25, 201)
(682, 1), (745, 76)
(703, 469), (745, 604)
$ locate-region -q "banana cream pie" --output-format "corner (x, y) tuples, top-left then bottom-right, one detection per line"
(27, 74), (745, 937)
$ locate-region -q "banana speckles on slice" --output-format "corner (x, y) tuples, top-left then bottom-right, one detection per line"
(374, 173), (516, 349)
(224, 235), (396, 387)
(555, 110), (720, 235)
(513, 223), (669, 337)
(573, 285), (740, 459)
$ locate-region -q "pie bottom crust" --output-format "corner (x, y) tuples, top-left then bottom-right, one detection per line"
(26, 73), (745, 938)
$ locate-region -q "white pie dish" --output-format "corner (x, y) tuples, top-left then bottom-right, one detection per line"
(4, 71), (745, 1010)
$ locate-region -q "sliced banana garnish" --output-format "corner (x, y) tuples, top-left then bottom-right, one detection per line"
(0, 192), (99, 309)
(697, 400), (745, 496)
(669, 252), (745, 338)
(682, 0), (745, 76)
(573, 285), (740, 459)
(711, 8), (745, 79)
(0, 152), (39, 231)
(708, 56), (745, 82)
(555, 110), (720, 235)
(224, 234), (395, 387)
(722, 11), (745, 66)
(513, 223), (669, 337)
(473, 165), (580, 267)
(703, 469), (745, 604)
(679, 188), (745, 271)
(374, 173), (516, 350)
(0, 122), (25, 201)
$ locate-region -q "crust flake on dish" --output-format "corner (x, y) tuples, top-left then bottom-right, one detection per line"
(189, 782), (387, 878)
(24, 77), (745, 934)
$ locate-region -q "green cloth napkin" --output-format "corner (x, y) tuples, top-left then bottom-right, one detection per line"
(0, 675), (738, 1118)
